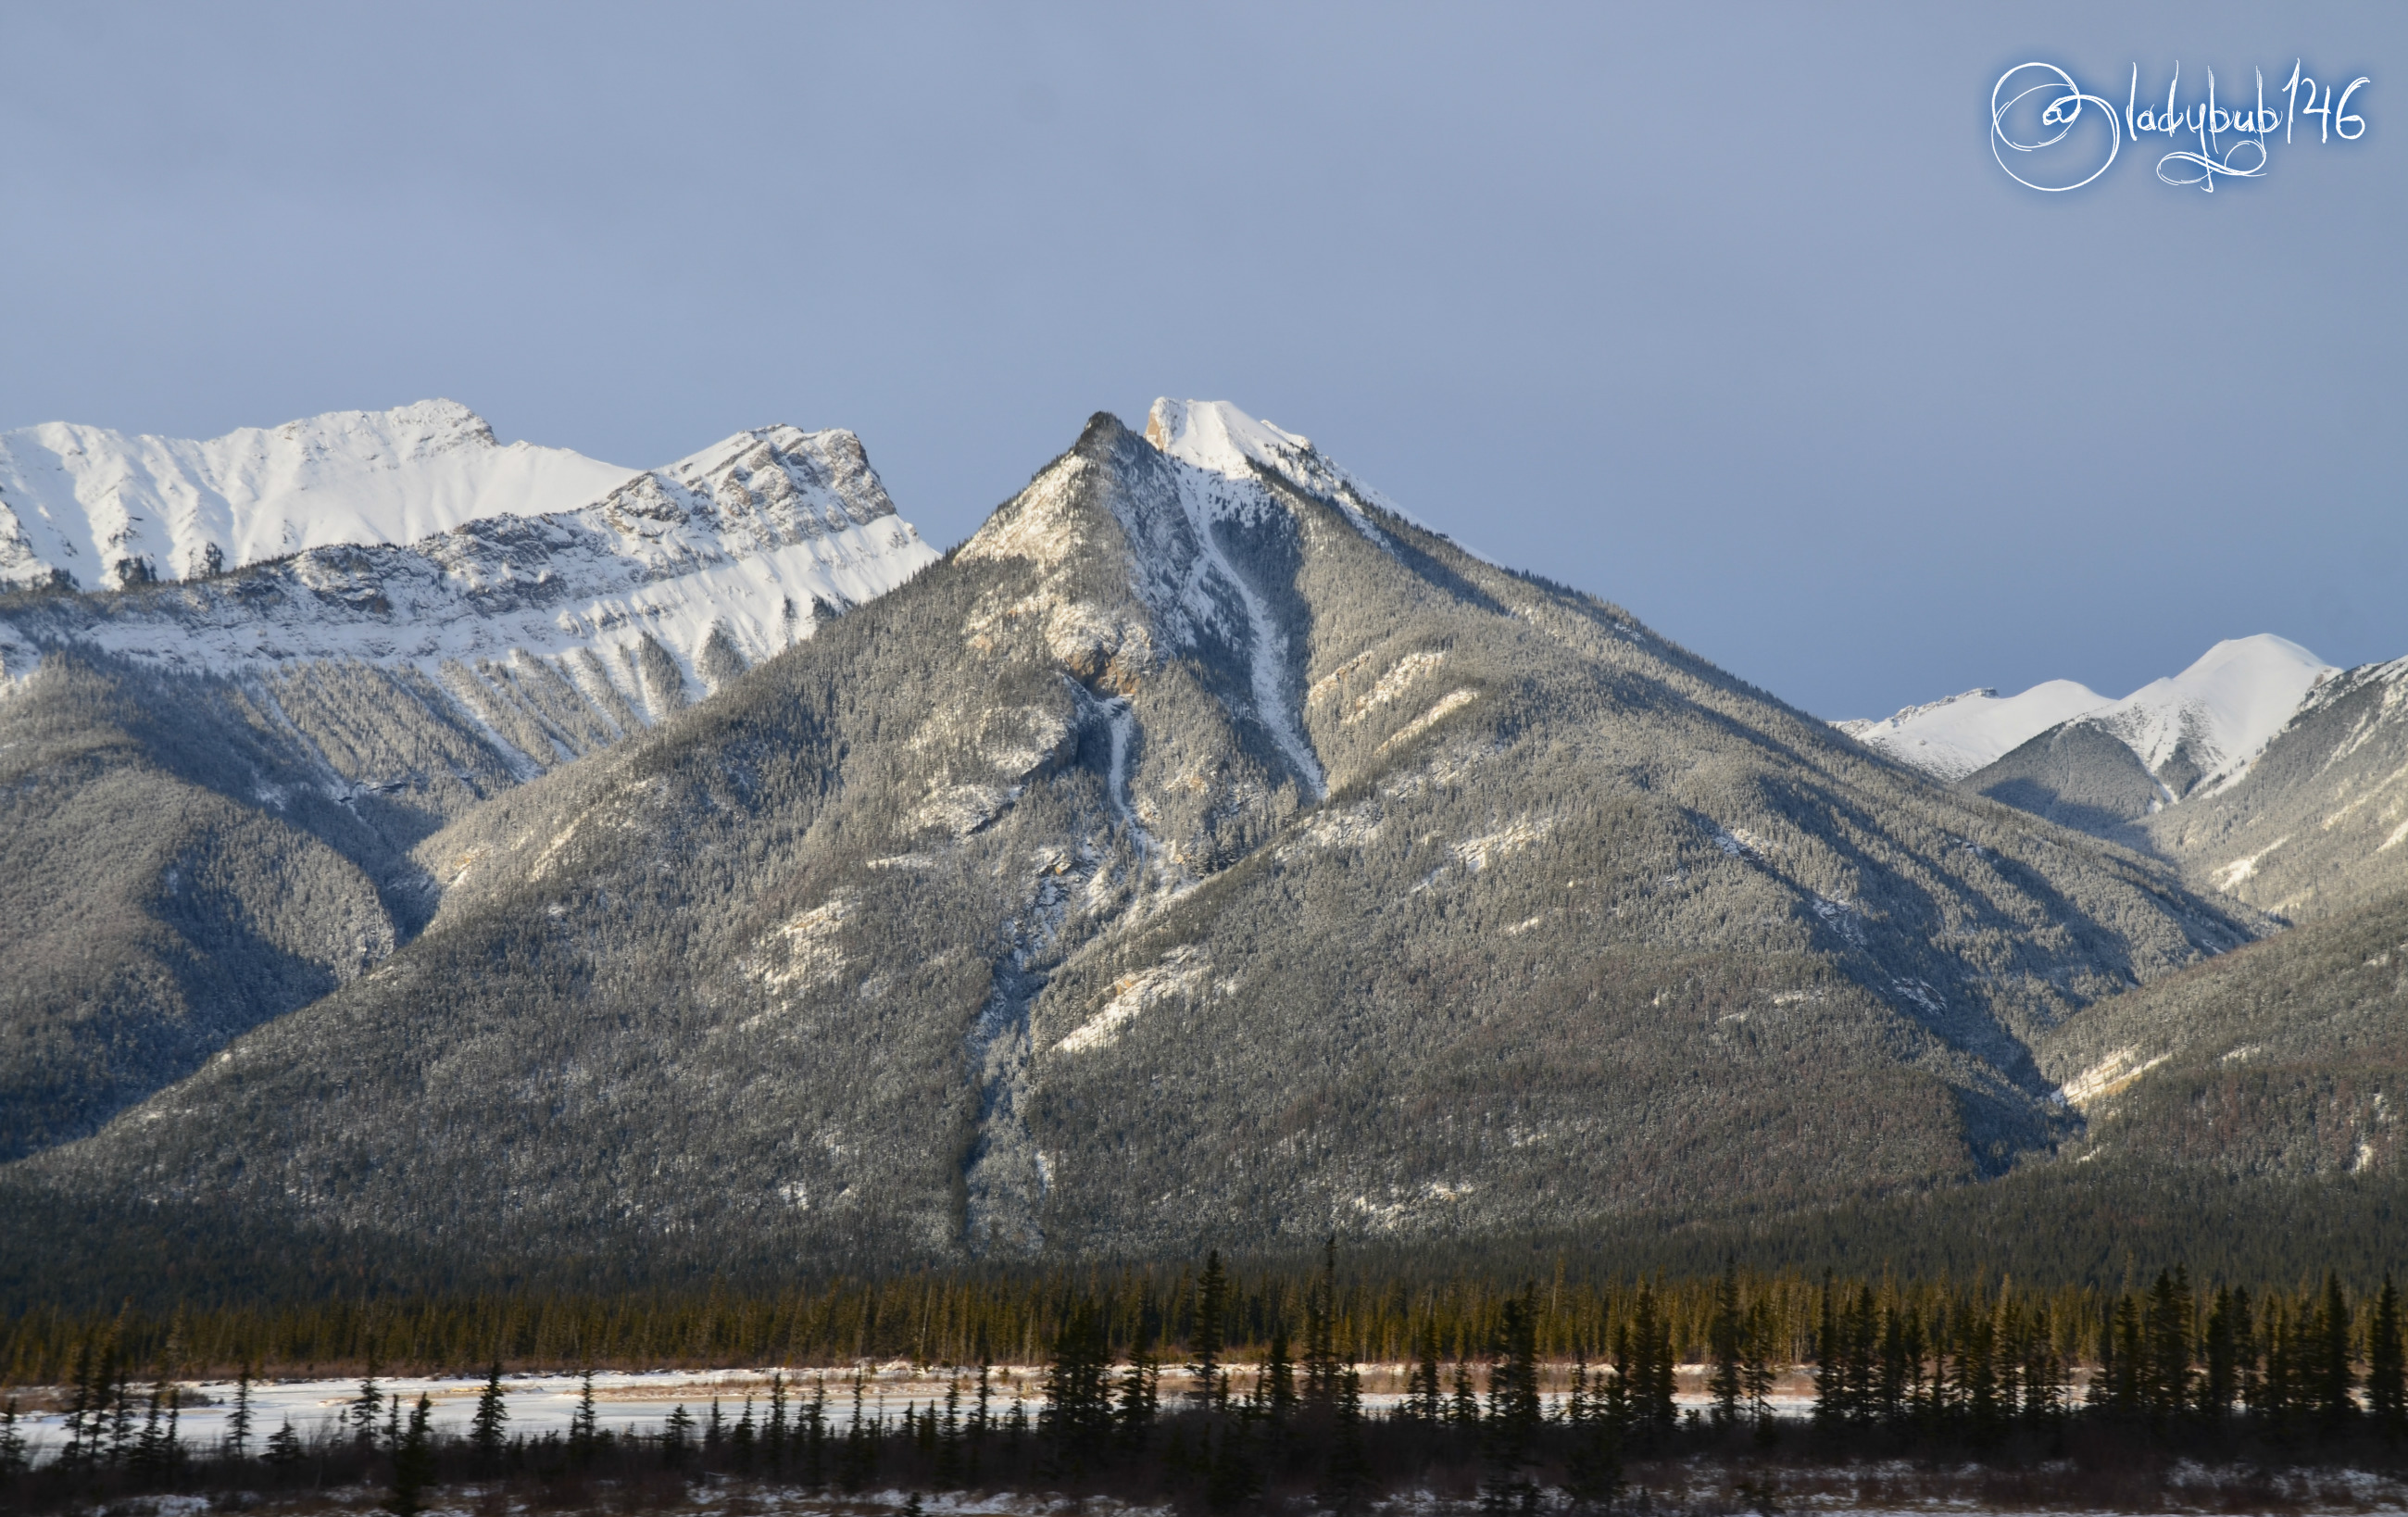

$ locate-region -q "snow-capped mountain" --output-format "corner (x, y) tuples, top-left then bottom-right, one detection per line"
(0, 400), (636, 592)
(0, 402), (940, 1160)
(1844, 635), (2339, 800)
(17, 396), (2259, 1268)
(0, 406), (940, 763)
(1837, 681), (2112, 783)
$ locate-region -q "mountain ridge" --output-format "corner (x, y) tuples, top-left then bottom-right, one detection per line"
(10, 399), (2265, 1272)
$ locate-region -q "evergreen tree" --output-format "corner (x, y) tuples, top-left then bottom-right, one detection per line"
(1042, 1298), (1114, 1472)
(571, 1370), (603, 1464)
(1440, 1350), (1475, 1428)
(470, 1363), (508, 1467)
(662, 1404), (696, 1469)
(59, 1338), (95, 1469)
(1304, 1236), (1341, 1409)
(2201, 1286), (2239, 1420)
(1259, 1321), (1297, 1425)
(2369, 1275), (2406, 1440)
(1812, 1274), (1841, 1434)
(1113, 1323), (1160, 1449)
(0, 1398), (25, 1480)
(1191, 1251), (1230, 1410)
(1320, 1362), (1372, 1516)
(1411, 1319), (1445, 1424)
(937, 1379), (965, 1481)
(1708, 1264), (1743, 1429)
(263, 1418), (303, 1472)
(349, 1363), (384, 1452)
(732, 1393), (758, 1468)
(1744, 1298), (1781, 1441)
(225, 1364), (256, 1461)
(2314, 1273), (2357, 1429)
(768, 1372), (790, 1468)
(2144, 1269), (2195, 1418)
(390, 1393), (434, 1517)
(1480, 1292), (1544, 1517)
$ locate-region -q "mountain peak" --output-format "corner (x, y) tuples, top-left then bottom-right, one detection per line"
(0, 400), (635, 591)
(1144, 397), (1314, 479)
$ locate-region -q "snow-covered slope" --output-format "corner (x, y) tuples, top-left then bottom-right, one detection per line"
(0, 410), (939, 770)
(2089, 635), (2337, 795)
(1838, 681), (2110, 782)
(0, 400), (636, 591)
(1844, 634), (2339, 799)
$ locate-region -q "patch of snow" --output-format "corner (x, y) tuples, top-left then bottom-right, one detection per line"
(2213, 834), (2292, 890)
(1057, 946), (1210, 1054)
(2060, 1045), (2170, 1109)
(1376, 688), (1478, 754)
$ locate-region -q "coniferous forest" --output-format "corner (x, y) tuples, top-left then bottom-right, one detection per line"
(6, 1248), (2408, 1511)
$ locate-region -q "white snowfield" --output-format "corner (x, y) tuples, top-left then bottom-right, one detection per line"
(0, 399), (637, 592)
(1841, 634), (2339, 796)
(0, 403), (941, 758)
(1836, 680), (2111, 783)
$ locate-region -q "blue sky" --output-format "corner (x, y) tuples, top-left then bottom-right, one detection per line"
(2, 2), (2397, 718)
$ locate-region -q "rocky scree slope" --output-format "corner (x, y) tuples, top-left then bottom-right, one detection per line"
(0, 408), (935, 1160)
(19, 402), (2262, 1266)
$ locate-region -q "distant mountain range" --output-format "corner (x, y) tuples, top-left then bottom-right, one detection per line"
(1, 396), (2399, 1291)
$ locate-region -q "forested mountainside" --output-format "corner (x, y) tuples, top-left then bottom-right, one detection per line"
(0, 409), (935, 1160)
(14, 401), (2261, 1273)
(2034, 885), (2408, 1179)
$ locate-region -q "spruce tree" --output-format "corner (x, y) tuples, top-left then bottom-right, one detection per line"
(572, 1370), (603, 1465)
(350, 1361), (383, 1452)
(663, 1404), (696, 1468)
(2370, 1276), (2406, 1440)
(1411, 1320), (1445, 1424)
(1320, 1363), (1372, 1516)
(2315, 1274), (2357, 1428)
(226, 1364), (256, 1461)
(390, 1394), (434, 1517)
(1305, 1237), (1341, 1410)
(768, 1372), (789, 1468)
(0, 1398), (26, 1480)
(1042, 1298), (1113, 1472)
(1260, 1322), (1297, 1425)
(1117, 1331), (1158, 1447)
(470, 1363), (508, 1468)
(1452, 1356), (1483, 1428)
(2201, 1286), (2239, 1420)
(1708, 1265), (1743, 1429)
(1481, 1292), (1544, 1517)
(1191, 1251), (1230, 1410)
(264, 1418), (303, 1472)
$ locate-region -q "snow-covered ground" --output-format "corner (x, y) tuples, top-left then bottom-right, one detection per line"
(7, 1363), (1826, 1464)
(1839, 633), (2339, 795)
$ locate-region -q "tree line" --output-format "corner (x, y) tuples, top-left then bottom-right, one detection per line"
(7, 1251), (2407, 1514)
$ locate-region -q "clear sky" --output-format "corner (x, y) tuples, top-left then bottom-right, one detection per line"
(2, 2), (2397, 720)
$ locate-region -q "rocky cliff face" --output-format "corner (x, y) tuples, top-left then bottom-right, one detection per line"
(19, 402), (2262, 1269)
